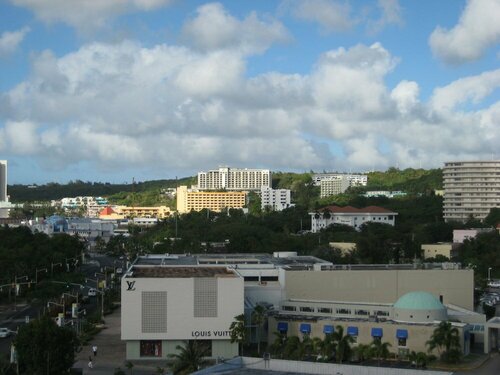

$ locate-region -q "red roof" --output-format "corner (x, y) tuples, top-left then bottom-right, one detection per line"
(99, 206), (116, 215)
(320, 205), (396, 214)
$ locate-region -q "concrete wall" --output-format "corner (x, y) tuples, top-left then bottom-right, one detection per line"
(422, 244), (453, 259)
(121, 275), (244, 341)
(268, 317), (468, 357)
(285, 269), (474, 310)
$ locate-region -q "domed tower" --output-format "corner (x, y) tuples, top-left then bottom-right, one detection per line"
(393, 291), (447, 323)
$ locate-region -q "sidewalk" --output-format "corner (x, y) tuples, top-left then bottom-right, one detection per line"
(73, 307), (167, 374)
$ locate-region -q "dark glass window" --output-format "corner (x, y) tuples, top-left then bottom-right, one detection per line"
(140, 340), (162, 357)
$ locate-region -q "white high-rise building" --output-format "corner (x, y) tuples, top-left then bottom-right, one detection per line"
(0, 160), (9, 218)
(0, 160), (7, 202)
(443, 160), (500, 222)
(197, 167), (271, 191)
(320, 177), (351, 198)
(260, 187), (294, 211)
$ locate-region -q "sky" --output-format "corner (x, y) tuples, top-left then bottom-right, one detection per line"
(0, 0), (499, 184)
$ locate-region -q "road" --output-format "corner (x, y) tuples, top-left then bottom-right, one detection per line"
(0, 254), (125, 360)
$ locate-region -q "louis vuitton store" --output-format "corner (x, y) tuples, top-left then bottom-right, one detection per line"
(121, 265), (244, 360)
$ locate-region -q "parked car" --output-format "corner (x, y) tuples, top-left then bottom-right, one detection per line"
(116, 268), (123, 274)
(0, 328), (11, 338)
(88, 288), (97, 297)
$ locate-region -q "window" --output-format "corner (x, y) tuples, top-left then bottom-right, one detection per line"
(398, 338), (407, 347)
(318, 307), (332, 314)
(336, 308), (351, 315)
(300, 306), (314, 313)
(140, 340), (162, 357)
(355, 309), (369, 316)
(282, 305), (296, 312)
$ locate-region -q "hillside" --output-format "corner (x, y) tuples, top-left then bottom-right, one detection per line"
(8, 177), (196, 202)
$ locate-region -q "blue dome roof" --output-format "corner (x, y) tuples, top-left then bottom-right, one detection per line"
(394, 292), (445, 310)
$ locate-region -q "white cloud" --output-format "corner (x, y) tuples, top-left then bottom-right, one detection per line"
(182, 2), (290, 54)
(390, 80), (419, 115)
(367, 0), (403, 34)
(1, 34), (499, 175)
(10, 0), (173, 33)
(431, 69), (500, 111)
(429, 0), (500, 64)
(290, 0), (356, 33)
(0, 27), (30, 56)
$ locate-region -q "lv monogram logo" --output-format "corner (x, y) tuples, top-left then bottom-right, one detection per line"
(126, 281), (136, 291)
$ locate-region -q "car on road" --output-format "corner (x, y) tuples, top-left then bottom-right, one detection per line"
(0, 328), (11, 338)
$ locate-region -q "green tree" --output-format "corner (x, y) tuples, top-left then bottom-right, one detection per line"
(426, 321), (461, 363)
(353, 343), (372, 362)
(331, 325), (355, 363)
(370, 339), (392, 365)
(484, 208), (500, 227)
(229, 314), (247, 355)
(168, 341), (208, 375)
(251, 304), (267, 355)
(14, 315), (80, 374)
(409, 351), (434, 368)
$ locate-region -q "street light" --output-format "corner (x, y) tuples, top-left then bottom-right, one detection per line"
(51, 262), (62, 276)
(35, 268), (47, 287)
(86, 277), (105, 321)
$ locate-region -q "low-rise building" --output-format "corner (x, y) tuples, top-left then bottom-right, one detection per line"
(310, 206), (397, 232)
(364, 191), (407, 198)
(121, 265), (244, 360)
(114, 205), (173, 219)
(329, 242), (356, 255)
(453, 228), (493, 243)
(176, 186), (247, 214)
(312, 173), (367, 187)
(421, 243), (460, 259)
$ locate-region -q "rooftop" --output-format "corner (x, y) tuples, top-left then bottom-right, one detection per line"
(127, 266), (237, 278)
(318, 205), (397, 214)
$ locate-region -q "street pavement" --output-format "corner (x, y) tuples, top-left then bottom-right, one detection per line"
(73, 307), (167, 374)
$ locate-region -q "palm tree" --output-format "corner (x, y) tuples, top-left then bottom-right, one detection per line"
(426, 321), (461, 363)
(354, 343), (372, 363)
(269, 331), (287, 358)
(409, 351), (434, 368)
(251, 304), (267, 355)
(331, 325), (355, 363)
(168, 341), (208, 375)
(229, 314), (247, 356)
(370, 339), (391, 365)
(283, 336), (302, 360)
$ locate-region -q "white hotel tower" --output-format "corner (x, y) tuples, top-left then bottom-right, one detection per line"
(197, 167), (271, 191)
(443, 160), (500, 222)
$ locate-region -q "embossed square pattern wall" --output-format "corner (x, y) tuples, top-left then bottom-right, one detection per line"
(142, 291), (167, 333)
(194, 278), (218, 317)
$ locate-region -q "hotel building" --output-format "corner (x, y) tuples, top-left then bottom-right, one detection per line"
(197, 167), (271, 191)
(443, 161), (500, 222)
(176, 186), (247, 214)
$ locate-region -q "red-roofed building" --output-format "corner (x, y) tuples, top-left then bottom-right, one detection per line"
(309, 205), (398, 232)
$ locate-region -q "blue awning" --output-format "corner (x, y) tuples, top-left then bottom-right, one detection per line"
(300, 323), (311, 334)
(323, 325), (334, 334)
(396, 329), (408, 339)
(277, 322), (288, 332)
(347, 326), (358, 336)
(371, 327), (383, 337)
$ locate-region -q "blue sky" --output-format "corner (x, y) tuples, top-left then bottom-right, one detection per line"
(0, 0), (499, 184)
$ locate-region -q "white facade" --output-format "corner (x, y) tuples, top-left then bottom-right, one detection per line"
(0, 160), (8, 218)
(443, 161), (500, 222)
(310, 206), (398, 232)
(197, 167), (271, 191)
(0, 160), (6, 202)
(313, 173), (367, 187)
(319, 177), (351, 198)
(121, 266), (244, 360)
(260, 187), (294, 211)
(364, 191), (407, 198)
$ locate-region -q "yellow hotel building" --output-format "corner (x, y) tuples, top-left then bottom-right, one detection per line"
(176, 186), (247, 214)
